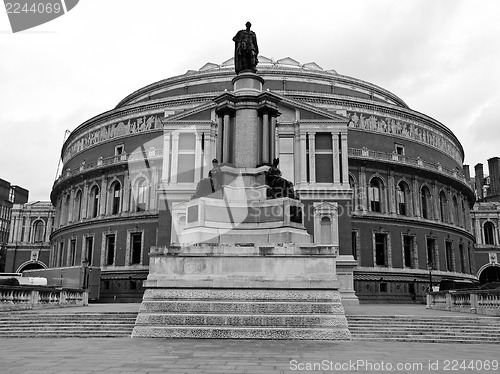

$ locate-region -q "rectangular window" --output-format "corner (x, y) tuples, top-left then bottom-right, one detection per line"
(459, 243), (465, 273)
(85, 236), (94, 266)
(279, 137), (295, 182)
(397, 189), (406, 216)
(403, 235), (414, 268)
(315, 133), (333, 183)
(395, 144), (405, 155)
(445, 241), (454, 272)
(70, 239), (77, 266)
(375, 233), (387, 266)
(369, 187), (381, 212)
(177, 133), (197, 183)
(380, 283), (388, 292)
(351, 231), (358, 260)
(426, 238), (437, 270)
(130, 232), (142, 265)
(106, 234), (115, 266)
(115, 144), (124, 156)
(58, 241), (64, 267)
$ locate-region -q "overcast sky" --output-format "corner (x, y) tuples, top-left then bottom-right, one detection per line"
(1, 0), (499, 202)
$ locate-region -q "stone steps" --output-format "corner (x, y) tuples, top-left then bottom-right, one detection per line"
(346, 315), (500, 343)
(0, 312), (137, 338)
(132, 288), (350, 340)
(132, 325), (343, 340)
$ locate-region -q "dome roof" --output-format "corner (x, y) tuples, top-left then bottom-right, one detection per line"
(115, 56), (408, 109)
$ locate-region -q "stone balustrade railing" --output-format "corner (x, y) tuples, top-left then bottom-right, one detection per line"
(427, 289), (500, 316)
(54, 148), (163, 186)
(348, 147), (467, 185)
(0, 286), (88, 311)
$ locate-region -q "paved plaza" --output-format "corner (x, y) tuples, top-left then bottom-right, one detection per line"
(0, 337), (498, 374)
(1, 303), (499, 373)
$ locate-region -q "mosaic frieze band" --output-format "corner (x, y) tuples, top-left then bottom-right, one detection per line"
(63, 114), (164, 162)
(347, 111), (462, 164)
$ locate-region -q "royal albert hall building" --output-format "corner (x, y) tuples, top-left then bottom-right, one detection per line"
(50, 57), (477, 302)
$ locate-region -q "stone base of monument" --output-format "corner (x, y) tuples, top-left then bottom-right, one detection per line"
(132, 244), (351, 340)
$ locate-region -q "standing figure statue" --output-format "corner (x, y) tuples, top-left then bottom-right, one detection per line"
(233, 22), (259, 75)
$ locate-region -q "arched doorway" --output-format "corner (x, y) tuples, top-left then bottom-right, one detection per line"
(17, 261), (46, 273)
(478, 264), (500, 284)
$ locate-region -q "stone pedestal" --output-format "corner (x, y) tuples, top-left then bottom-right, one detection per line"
(133, 71), (351, 340)
(132, 244), (350, 340)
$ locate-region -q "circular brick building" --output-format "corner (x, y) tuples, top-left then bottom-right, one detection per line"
(50, 57), (477, 302)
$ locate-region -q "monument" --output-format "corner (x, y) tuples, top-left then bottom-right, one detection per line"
(132, 24), (351, 340)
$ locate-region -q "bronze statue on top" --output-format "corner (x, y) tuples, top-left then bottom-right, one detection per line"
(233, 22), (259, 74)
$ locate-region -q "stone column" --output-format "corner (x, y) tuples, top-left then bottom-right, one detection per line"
(359, 167), (367, 212)
(46, 212), (53, 242)
(100, 177), (107, 216)
(294, 128), (301, 184)
(261, 112), (270, 164)
(81, 182), (89, 219)
(68, 189), (75, 223)
(23, 217), (30, 242)
(150, 167), (158, 210)
(123, 174), (130, 212)
(388, 171), (396, 214)
(308, 132), (316, 183)
(299, 133), (307, 184)
(341, 133), (349, 185)
(194, 132), (202, 182)
(233, 108), (260, 167)
(432, 183), (439, 220)
(170, 133), (179, 183)
(412, 177), (420, 217)
(474, 217), (482, 244)
(216, 117), (223, 162)
(162, 132), (171, 183)
(332, 133), (340, 184)
(223, 113), (231, 164)
(271, 116), (277, 160)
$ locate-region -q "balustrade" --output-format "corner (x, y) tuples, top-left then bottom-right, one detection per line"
(0, 286), (88, 311)
(427, 289), (500, 316)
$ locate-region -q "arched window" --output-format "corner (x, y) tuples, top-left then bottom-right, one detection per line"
(110, 181), (121, 215)
(90, 185), (100, 218)
(32, 220), (45, 243)
(74, 190), (82, 221)
(320, 216), (332, 244)
(369, 178), (382, 212)
(135, 178), (148, 212)
(397, 181), (409, 216)
(421, 186), (431, 219)
(439, 191), (448, 222)
(484, 222), (495, 245)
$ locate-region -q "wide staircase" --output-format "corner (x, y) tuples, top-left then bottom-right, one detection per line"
(132, 289), (350, 340)
(347, 315), (500, 343)
(0, 312), (137, 338)
(1, 308), (499, 342)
